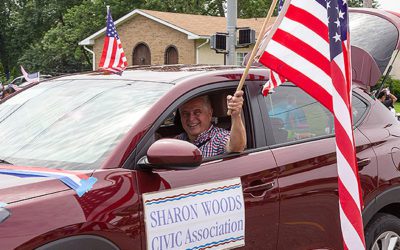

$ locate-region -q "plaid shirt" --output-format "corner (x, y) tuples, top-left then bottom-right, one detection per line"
(177, 125), (230, 158)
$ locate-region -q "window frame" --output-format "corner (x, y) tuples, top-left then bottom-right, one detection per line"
(258, 83), (371, 148)
(124, 81), (265, 170)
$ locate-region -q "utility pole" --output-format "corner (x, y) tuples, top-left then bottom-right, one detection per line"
(363, 0), (372, 7)
(226, 0), (237, 65)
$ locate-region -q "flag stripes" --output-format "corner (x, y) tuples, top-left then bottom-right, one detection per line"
(257, 0), (365, 248)
(260, 48), (333, 111)
(272, 29), (331, 74)
(278, 18), (330, 56)
(286, 4), (328, 41)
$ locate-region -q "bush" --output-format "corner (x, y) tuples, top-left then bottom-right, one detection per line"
(373, 76), (400, 100)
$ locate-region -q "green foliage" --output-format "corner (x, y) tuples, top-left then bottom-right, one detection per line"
(395, 102), (400, 113)
(238, 0), (273, 18)
(373, 75), (400, 101)
(1, 0), (86, 78)
(143, 0), (225, 16)
(347, 0), (379, 8)
(18, 1), (106, 74)
(2, 0), (146, 77)
(0, 0), (385, 78)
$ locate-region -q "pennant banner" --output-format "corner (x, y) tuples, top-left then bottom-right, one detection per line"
(0, 166), (97, 197)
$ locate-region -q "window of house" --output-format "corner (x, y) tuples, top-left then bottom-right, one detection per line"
(236, 52), (248, 66)
(164, 46), (179, 64)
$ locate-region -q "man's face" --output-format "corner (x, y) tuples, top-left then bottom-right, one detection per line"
(179, 97), (213, 141)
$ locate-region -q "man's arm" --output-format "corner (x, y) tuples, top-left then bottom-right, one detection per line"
(226, 90), (246, 153)
(390, 93), (398, 103)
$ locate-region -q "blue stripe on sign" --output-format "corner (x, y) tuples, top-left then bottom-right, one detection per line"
(146, 184), (241, 206)
(187, 236), (244, 250)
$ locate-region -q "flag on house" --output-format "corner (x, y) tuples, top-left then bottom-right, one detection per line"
(98, 6), (128, 74)
(256, 0), (365, 249)
(20, 65), (40, 84)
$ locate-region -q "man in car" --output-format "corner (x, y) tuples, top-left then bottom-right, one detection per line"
(177, 90), (246, 158)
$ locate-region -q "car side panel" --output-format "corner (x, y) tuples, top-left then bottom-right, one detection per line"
(272, 128), (377, 249)
(136, 151), (280, 250)
(5, 170), (142, 250)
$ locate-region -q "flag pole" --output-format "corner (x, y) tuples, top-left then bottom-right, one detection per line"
(228, 0), (278, 115)
(235, 0), (278, 92)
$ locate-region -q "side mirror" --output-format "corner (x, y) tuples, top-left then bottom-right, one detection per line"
(138, 139), (202, 170)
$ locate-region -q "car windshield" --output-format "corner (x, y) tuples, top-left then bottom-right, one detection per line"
(0, 79), (171, 170)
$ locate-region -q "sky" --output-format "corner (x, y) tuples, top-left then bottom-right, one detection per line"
(377, 0), (400, 12)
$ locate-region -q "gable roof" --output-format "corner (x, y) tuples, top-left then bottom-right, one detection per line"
(79, 9), (276, 45)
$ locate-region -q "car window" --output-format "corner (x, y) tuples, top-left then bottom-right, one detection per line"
(263, 83), (368, 145)
(154, 87), (252, 159)
(264, 83), (332, 144)
(0, 79), (172, 170)
(352, 94), (368, 125)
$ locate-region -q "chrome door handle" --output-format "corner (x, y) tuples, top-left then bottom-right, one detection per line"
(357, 158), (371, 171)
(243, 181), (274, 193)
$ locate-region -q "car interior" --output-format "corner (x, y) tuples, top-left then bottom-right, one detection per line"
(155, 89), (250, 152)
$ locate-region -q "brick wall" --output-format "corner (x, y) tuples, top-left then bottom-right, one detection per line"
(93, 15), (196, 68)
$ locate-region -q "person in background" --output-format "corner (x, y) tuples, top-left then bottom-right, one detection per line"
(176, 91), (246, 158)
(378, 88), (397, 115)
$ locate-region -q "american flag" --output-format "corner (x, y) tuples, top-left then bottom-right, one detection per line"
(257, 0), (365, 249)
(98, 7), (128, 74)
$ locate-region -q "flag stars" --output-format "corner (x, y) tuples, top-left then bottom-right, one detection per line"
(333, 32), (341, 42)
(327, 1), (331, 9)
(335, 18), (340, 27)
(338, 10), (345, 19)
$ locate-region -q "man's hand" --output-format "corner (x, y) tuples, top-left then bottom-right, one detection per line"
(227, 90), (244, 117)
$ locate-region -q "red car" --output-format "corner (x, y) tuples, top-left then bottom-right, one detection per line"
(0, 8), (400, 250)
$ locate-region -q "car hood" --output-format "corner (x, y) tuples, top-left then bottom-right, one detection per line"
(0, 165), (93, 204)
(350, 9), (400, 75)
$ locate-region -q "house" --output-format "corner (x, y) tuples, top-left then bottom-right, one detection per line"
(78, 9), (276, 68)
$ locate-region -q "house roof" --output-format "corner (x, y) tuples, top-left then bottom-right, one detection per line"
(79, 9), (276, 46)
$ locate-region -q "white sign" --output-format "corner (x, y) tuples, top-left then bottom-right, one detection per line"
(143, 178), (245, 250)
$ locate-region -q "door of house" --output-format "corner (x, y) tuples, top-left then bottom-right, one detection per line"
(132, 43), (151, 65)
(165, 46), (178, 64)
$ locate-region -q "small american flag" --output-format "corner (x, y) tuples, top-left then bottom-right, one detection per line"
(257, 0), (365, 248)
(98, 6), (128, 74)
(278, 0), (284, 13)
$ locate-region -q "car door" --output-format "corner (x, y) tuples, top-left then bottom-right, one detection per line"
(133, 81), (280, 249)
(259, 83), (378, 249)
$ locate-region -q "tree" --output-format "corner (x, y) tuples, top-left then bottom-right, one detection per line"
(238, 0), (273, 18)
(348, 0), (379, 8)
(18, 0), (146, 75)
(1, 0), (85, 79)
(144, 0), (226, 16)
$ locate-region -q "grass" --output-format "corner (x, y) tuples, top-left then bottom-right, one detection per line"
(395, 102), (400, 113)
